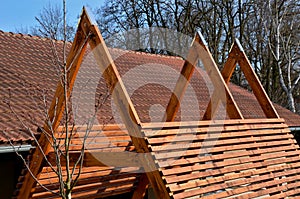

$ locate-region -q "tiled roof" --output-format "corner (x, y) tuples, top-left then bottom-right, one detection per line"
(0, 30), (300, 144)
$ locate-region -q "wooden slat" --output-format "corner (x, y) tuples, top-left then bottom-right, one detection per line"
(243, 181), (300, 199)
(143, 124), (290, 138)
(154, 140), (297, 161)
(33, 177), (137, 199)
(38, 166), (140, 182)
(47, 151), (143, 167)
(145, 128), (290, 143)
(268, 185), (300, 198)
(154, 139), (297, 156)
(141, 118), (300, 198)
(35, 173), (138, 193)
(56, 124), (125, 132)
(150, 135), (294, 152)
(165, 155), (300, 184)
(201, 174), (300, 199)
(56, 129), (130, 139)
(140, 118), (285, 129)
(33, 165), (141, 199)
(162, 150), (300, 176)
(174, 170), (300, 199)
(173, 168), (300, 198)
(146, 130), (293, 145)
(161, 145), (298, 172)
(168, 162), (300, 192)
(158, 144), (297, 168)
(144, 123), (289, 137)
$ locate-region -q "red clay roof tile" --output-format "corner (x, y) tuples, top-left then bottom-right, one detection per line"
(0, 30), (299, 144)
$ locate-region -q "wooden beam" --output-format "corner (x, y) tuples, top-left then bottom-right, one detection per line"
(80, 8), (170, 199)
(221, 43), (238, 84)
(131, 31), (201, 199)
(16, 9), (90, 199)
(47, 151), (143, 167)
(163, 34), (200, 122)
(233, 39), (279, 118)
(131, 173), (150, 199)
(131, 31), (203, 199)
(197, 32), (243, 120)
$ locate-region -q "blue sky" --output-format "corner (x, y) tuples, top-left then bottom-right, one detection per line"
(0, 0), (105, 33)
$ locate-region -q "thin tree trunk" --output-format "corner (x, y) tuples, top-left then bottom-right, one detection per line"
(287, 91), (296, 112)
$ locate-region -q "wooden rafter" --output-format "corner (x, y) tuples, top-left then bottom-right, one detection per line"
(132, 29), (202, 199)
(164, 31), (243, 121)
(221, 39), (279, 118)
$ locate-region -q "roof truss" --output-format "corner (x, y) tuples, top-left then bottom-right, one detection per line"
(16, 6), (287, 199)
(221, 39), (279, 118)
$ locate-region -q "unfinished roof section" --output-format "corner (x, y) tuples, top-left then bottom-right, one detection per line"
(15, 7), (300, 199)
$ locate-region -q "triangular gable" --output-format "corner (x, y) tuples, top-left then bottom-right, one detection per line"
(165, 31), (243, 121)
(221, 39), (279, 118)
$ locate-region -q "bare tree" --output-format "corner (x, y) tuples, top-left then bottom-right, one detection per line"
(97, 0), (300, 113)
(3, 1), (110, 199)
(31, 2), (75, 41)
(258, 0), (300, 112)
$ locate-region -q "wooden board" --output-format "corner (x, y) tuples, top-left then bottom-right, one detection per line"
(141, 118), (300, 199)
(27, 125), (142, 199)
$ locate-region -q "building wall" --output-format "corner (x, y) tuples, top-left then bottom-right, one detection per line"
(292, 130), (300, 145)
(0, 152), (26, 199)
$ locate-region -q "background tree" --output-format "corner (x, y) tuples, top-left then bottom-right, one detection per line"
(31, 3), (75, 41)
(260, 0), (299, 112)
(96, 0), (300, 113)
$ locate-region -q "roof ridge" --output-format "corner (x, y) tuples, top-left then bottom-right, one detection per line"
(0, 30), (183, 60)
(108, 47), (183, 60)
(0, 29), (67, 44)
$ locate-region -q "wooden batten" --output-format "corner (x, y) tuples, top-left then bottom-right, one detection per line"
(142, 118), (300, 199)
